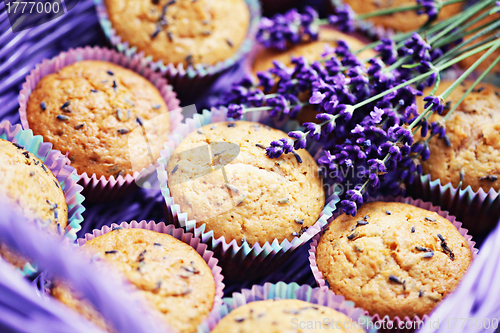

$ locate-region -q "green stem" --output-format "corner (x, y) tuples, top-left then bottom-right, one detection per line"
(443, 53), (500, 122)
(357, 0), (466, 19)
(352, 37), (500, 111)
(428, 0), (495, 44)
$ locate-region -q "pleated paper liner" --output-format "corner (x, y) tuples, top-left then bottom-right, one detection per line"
(0, 120), (85, 276)
(78, 220), (225, 326)
(18, 46), (183, 202)
(156, 107), (338, 281)
(93, 0), (261, 101)
(309, 196), (479, 333)
(198, 281), (376, 333)
(406, 174), (500, 236)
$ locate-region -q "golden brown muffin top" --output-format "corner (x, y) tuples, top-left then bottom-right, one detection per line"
(166, 121), (325, 246)
(342, 0), (461, 32)
(416, 81), (500, 192)
(52, 228), (216, 333)
(316, 201), (472, 319)
(211, 299), (366, 333)
(252, 27), (376, 75)
(26, 60), (170, 179)
(0, 138), (68, 232)
(104, 0), (250, 67)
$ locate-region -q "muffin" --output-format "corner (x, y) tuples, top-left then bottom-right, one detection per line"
(211, 299), (366, 333)
(166, 121), (325, 246)
(25, 60), (171, 179)
(342, 0), (461, 32)
(0, 138), (68, 269)
(252, 27), (377, 75)
(103, 0), (250, 68)
(416, 81), (500, 192)
(316, 201), (472, 319)
(0, 139), (68, 231)
(51, 228), (216, 333)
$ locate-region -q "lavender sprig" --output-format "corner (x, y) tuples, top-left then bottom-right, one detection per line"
(256, 7), (319, 50)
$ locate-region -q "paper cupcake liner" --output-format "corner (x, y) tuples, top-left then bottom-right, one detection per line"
(93, 0), (261, 100)
(18, 46), (183, 202)
(407, 174), (500, 236)
(308, 196), (479, 333)
(156, 107), (338, 281)
(198, 281), (376, 333)
(0, 120), (86, 276)
(78, 220), (225, 319)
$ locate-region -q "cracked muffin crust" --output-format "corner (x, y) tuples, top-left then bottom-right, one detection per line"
(0, 139), (68, 269)
(211, 299), (366, 333)
(51, 228), (216, 333)
(316, 201), (472, 319)
(26, 60), (170, 179)
(166, 121), (325, 246)
(341, 0), (461, 32)
(252, 27), (376, 75)
(104, 0), (250, 67)
(416, 81), (500, 192)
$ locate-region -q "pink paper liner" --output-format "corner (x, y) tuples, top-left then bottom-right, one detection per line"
(308, 196), (479, 333)
(18, 46), (183, 202)
(199, 282), (373, 332)
(157, 107), (337, 281)
(77, 220), (225, 325)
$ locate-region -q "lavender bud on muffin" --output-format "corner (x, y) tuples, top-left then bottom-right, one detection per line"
(25, 60), (171, 179)
(211, 299), (366, 333)
(104, 0), (250, 67)
(51, 228), (216, 333)
(316, 201), (472, 319)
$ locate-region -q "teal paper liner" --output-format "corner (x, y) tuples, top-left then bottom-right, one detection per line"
(0, 120), (85, 276)
(157, 107), (339, 281)
(198, 281), (376, 333)
(93, 0), (261, 99)
(309, 195), (478, 333)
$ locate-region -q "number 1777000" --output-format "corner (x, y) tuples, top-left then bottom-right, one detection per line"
(6, 1), (61, 14)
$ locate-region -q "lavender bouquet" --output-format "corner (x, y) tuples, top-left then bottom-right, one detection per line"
(220, 0), (500, 216)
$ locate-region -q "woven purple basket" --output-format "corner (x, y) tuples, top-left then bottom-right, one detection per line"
(0, 199), (170, 333)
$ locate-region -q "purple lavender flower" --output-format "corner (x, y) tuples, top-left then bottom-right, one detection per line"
(329, 4), (355, 32)
(265, 138), (294, 158)
(430, 121), (446, 138)
(370, 107), (384, 124)
(257, 71), (275, 93)
(288, 131), (307, 150)
(388, 125), (413, 146)
(417, 0), (441, 23)
(303, 122), (322, 141)
(267, 94), (290, 119)
(341, 189), (364, 216)
(374, 38), (398, 65)
(227, 104), (244, 119)
(256, 7), (320, 50)
(423, 95), (444, 114)
(403, 33), (431, 63)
